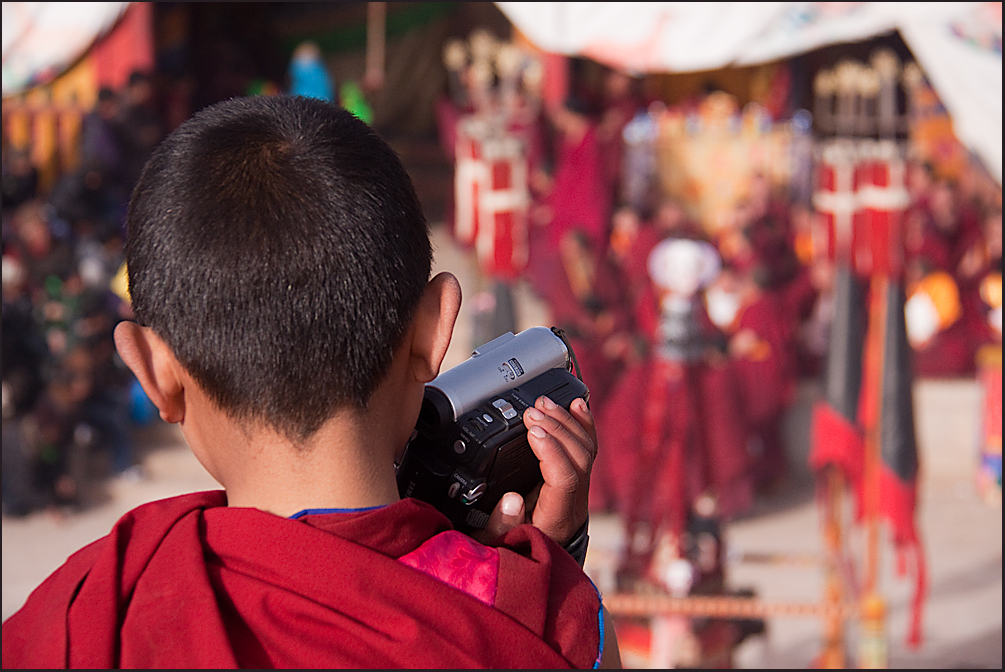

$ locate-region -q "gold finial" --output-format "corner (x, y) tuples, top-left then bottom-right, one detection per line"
(443, 39), (467, 72)
(468, 29), (498, 63)
(468, 59), (493, 90)
(859, 67), (881, 97)
(834, 60), (863, 95)
(814, 68), (836, 96)
(870, 48), (900, 80)
(495, 43), (524, 79)
(522, 58), (544, 93)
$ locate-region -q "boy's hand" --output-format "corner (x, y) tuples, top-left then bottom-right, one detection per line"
(479, 395), (597, 547)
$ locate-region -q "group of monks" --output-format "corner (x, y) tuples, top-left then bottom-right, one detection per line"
(449, 70), (1003, 582)
(902, 160), (1003, 378)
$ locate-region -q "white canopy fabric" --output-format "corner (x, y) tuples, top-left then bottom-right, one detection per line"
(2, 1), (128, 97)
(497, 1), (1003, 183)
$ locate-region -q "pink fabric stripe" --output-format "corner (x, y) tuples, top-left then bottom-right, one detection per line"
(399, 531), (499, 607)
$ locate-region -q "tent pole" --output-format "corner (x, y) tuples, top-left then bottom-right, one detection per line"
(819, 466), (848, 668)
(857, 271), (889, 668)
(364, 2), (386, 92)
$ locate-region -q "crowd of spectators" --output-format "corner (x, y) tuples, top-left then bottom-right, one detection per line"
(2, 72), (164, 517)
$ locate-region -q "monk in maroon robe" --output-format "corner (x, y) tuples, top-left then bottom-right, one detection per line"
(722, 267), (798, 490)
(600, 240), (751, 566)
(3, 96), (620, 669)
(597, 70), (640, 202)
(544, 101), (612, 258)
(620, 198), (704, 294)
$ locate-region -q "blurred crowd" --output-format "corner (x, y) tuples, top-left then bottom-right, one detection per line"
(439, 62), (1003, 586)
(2, 71), (164, 517)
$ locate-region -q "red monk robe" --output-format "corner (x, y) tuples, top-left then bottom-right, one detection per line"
(2, 491), (603, 669)
(597, 70), (640, 203)
(527, 116), (609, 294)
(726, 279), (798, 490)
(546, 120), (611, 256)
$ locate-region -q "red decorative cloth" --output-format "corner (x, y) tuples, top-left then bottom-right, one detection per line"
(3, 492), (602, 669)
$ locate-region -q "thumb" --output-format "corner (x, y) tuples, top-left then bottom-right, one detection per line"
(474, 492), (526, 545)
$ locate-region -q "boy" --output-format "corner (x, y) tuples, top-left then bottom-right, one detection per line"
(3, 96), (619, 668)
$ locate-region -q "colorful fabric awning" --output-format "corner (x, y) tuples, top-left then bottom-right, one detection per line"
(496, 1), (1002, 183)
(2, 1), (128, 97)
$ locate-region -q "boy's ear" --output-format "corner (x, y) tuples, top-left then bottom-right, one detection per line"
(410, 272), (461, 383)
(113, 322), (186, 423)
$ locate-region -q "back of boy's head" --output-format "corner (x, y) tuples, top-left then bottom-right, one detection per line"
(126, 95), (431, 440)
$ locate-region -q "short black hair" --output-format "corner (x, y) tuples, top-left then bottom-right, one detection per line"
(126, 95), (431, 440)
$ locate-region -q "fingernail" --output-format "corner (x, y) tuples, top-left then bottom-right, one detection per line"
(529, 425), (547, 438)
(575, 398), (590, 414)
(525, 407), (544, 422)
(501, 493), (522, 516)
(539, 396), (556, 410)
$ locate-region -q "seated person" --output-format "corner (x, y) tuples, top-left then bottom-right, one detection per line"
(2, 96), (620, 669)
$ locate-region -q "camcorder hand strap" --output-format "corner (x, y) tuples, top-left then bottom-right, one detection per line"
(563, 516), (589, 568)
(550, 327), (585, 387)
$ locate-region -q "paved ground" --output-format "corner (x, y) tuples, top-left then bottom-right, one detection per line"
(3, 223), (1001, 668)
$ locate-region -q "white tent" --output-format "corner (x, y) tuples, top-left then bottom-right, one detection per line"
(2, 2), (128, 97)
(496, 1), (1003, 183)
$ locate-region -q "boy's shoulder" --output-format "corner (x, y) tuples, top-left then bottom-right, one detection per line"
(3, 493), (601, 669)
(1, 491), (227, 668)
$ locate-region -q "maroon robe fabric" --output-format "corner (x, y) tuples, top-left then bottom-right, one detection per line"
(730, 292), (798, 487)
(540, 247), (634, 515)
(912, 317), (980, 378)
(547, 126), (611, 254)
(542, 249), (632, 413)
(3, 492), (602, 669)
(434, 95), (463, 236)
(599, 97), (639, 199)
(779, 268), (823, 377)
(744, 204), (797, 288)
(732, 293), (797, 423)
(905, 201), (980, 278)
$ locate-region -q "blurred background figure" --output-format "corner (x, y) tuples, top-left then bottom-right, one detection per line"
(117, 71), (165, 195)
(288, 41), (336, 103)
(2, 149), (40, 217)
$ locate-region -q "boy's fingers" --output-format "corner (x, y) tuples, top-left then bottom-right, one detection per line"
(524, 398), (595, 474)
(568, 397), (598, 454)
(519, 395), (598, 545)
(535, 396), (595, 453)
(528, 424), (580, 493)
(526, 423), (584, 543)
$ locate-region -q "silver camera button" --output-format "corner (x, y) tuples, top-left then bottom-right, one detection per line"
(461, 482), (487, 505)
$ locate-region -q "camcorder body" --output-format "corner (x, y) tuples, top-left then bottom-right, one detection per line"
(395, 327), (589, 533)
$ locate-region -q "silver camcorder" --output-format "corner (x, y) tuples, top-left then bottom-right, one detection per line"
(395, 327), (589, 533)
